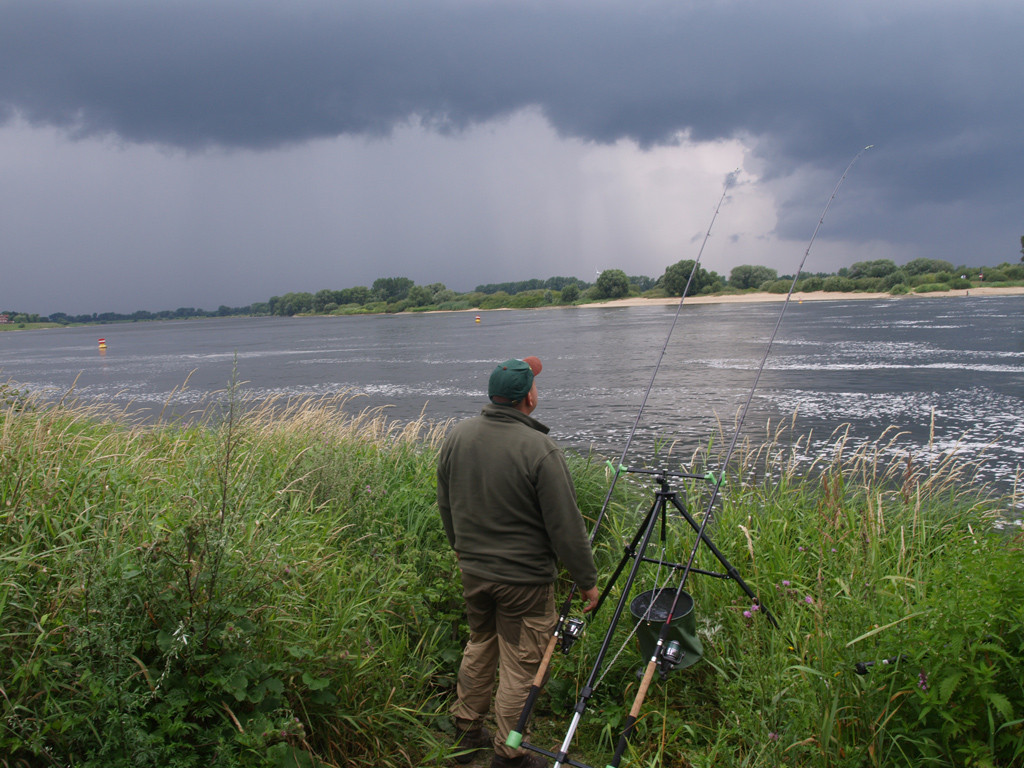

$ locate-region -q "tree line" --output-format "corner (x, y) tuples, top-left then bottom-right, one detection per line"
(7, 255), (1023, 326)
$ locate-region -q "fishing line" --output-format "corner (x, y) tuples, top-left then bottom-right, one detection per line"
(593, 551), (674, 691)
(602, 145), (874, 768)
(580, 173), (739, 689)
(677, 145), (875, 593)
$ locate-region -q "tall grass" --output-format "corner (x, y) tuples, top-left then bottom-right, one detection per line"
(556, 420), (1023, 768)
(1, 383), (1021, 767)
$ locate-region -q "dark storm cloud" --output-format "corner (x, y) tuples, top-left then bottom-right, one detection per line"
(1, 0), (1021, 248)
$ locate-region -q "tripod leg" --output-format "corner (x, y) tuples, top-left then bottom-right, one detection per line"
(668, 494), (779, 628)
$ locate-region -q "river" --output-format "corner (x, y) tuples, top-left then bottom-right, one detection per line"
(2, 295), (1022, 499)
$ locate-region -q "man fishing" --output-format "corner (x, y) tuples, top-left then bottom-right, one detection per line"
(437, 356), (600, 768)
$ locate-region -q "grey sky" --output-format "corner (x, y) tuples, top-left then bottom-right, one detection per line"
(1, 0), (1021, 315)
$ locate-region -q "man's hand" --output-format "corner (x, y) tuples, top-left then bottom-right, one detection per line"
(579, 585), (601, 614)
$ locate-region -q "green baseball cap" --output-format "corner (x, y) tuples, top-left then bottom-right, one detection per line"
(488, 356), (543, 404)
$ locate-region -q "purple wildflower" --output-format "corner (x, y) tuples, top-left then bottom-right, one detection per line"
(781, 580), (790, 587)
(918, 670), (928, 691)
(743, 610), (752, 618)
(804, 595), (813, 604)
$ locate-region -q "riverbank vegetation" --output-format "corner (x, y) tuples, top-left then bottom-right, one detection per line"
(2, 386), (1022, 767)
(5, 257), (1024, 325)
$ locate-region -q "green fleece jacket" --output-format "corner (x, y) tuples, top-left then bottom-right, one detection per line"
(436, 404), (598, 589)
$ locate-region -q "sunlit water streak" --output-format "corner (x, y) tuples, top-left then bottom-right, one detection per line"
(3, 296), (1021, 501)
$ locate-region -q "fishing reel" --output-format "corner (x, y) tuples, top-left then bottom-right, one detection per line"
(657, 640), (684, 680)
(559, 618), (585, 654)
(634, 640), (686, 682)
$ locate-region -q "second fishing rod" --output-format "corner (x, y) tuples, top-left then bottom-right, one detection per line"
(600, 145), (874, 768)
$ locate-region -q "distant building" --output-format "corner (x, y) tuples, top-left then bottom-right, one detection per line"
(0, 313), (9, 324)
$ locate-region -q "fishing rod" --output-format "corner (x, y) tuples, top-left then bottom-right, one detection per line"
(506, 174), (737, 753)
(604, 145), (874, 768)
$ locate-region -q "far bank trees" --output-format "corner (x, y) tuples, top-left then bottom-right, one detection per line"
(594, 269), (630, 299)
(728, 264), (778, 290)
(662, 259), (722, 296)
(24, 250), (1024, 324)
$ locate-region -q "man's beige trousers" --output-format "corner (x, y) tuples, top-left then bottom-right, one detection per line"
(452, 573), (556, 759)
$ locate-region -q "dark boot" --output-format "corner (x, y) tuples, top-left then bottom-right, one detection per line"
(490, 751), (549, 768)
(453, 725), (492, 764)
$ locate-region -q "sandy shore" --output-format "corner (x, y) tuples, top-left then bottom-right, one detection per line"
(423, 285), (1024, 314)
(585, 285), (1024, 309)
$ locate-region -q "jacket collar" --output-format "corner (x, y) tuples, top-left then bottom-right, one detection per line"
(480, 403), (551, 435)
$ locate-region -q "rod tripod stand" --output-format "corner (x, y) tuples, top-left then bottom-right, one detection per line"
(513, 467), (775, 768)
(597, 467), (777, 627)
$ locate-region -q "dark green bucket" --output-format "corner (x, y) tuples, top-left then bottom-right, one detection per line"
(629, 588), (703, 670)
